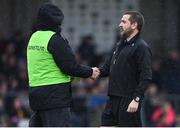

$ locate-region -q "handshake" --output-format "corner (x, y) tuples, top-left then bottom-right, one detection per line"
(91, 67), (100, 80)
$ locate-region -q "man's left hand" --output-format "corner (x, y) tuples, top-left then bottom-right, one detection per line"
(127, 99), (139, 113)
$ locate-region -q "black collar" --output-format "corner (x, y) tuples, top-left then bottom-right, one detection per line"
(124, 33), (140, 45)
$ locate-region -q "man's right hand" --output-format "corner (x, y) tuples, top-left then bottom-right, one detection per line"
(91, 67), (100, 80)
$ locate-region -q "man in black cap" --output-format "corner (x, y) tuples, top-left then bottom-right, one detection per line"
(27, 3), (99, 127)
(98, 11), (152, 126)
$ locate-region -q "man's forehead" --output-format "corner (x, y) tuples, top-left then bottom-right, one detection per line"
(121, 14), (130, 20)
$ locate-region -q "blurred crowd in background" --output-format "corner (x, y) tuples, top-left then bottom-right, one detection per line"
(0, 29), (180, 127)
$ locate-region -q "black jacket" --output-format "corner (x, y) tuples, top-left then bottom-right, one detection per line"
(100, 33), (152, 101)
(28, 3), (92, 110)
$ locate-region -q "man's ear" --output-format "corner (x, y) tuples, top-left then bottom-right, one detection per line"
(131, 22), (138, 29)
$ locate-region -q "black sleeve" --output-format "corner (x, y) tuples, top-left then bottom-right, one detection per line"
(99, 42), (117, 77)
(48, 34), (92, 78)
(133, 43), (152, 100)
(99, 55), (111, 77)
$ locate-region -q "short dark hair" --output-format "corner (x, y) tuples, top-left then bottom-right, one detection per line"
(124, 11), (144, 31)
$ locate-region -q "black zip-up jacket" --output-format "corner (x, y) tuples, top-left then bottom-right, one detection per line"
(28, 3), (92, 110)
(100, 33), (152, 101)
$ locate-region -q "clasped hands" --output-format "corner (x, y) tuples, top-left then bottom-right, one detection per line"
(91, 67), (100, 80)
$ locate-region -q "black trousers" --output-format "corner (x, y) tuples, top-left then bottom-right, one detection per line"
(101, 96), (142, 127)
(29, 107), (70, 127)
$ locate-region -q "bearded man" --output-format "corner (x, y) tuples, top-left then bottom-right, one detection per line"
(99, 11), (152, 127)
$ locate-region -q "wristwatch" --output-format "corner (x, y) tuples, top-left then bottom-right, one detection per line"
(134, 96), (140, 102)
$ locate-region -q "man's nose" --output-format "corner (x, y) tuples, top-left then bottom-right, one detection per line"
(119, 23), (122, 27)
(118, 23), (121, 27)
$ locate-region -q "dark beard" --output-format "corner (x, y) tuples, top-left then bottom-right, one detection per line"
(120, 32), (127, 41)
(120, 29), (133, 41)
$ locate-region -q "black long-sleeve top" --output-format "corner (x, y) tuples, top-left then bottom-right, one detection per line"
(29, 3), (93, 111)
(48, 33), (92, 77)
(100, 33), (152, 101)
(29, 33), (93, 110)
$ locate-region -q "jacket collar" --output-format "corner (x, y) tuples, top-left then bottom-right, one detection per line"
(124, 32), (141, 45)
